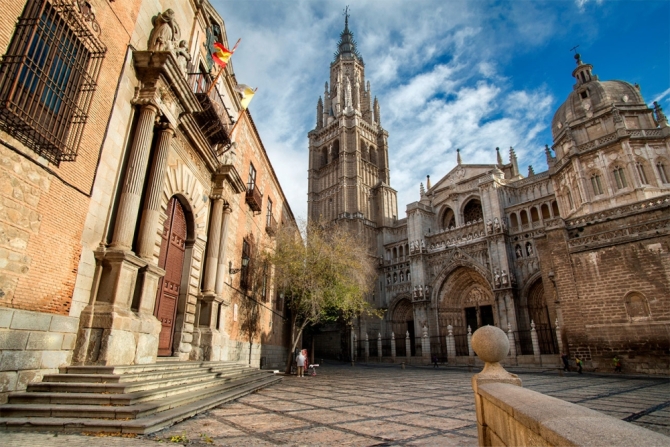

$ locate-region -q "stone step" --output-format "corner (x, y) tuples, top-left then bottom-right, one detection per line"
(59, 360), (232, 376)
(0, 374), (282, 434)
(9, 369), (271, 406)
(28, 366), (251, 394)
(43, 363), (248, 384)
(0, 372), (277, 419)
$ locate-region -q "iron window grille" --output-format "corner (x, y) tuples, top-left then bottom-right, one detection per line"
(240, 238), (251, 290)
(0, 0), (106, 165)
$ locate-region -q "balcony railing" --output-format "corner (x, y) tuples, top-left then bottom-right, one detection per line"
(266, 213), (278, 235)
(187, 72), (232, 145)
(246, 184), (262, 212)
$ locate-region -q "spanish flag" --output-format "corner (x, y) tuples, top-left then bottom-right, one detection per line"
(212, 39), (240, 69)
(235, 84), (257, 110)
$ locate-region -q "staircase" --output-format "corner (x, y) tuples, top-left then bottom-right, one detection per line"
(0, 361), (282, 434)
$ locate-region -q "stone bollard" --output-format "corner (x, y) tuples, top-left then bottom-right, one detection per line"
(555, 318), (564, 354)
(446, 324), (456, 361)
(507, 323), (517, 358)
(471, 325), (522, 446)
(377, 333), (382, 362)
(467, 325), (474, 357)
(391, 332), (396, 361)
(421, 325), (431, 363)
(405, 331), (411, 360)
(530, 320), (541, 363)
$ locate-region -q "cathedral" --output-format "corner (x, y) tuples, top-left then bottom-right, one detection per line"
(308, 16), (670, 374)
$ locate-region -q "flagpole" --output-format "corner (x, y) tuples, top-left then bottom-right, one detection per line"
(229, 109), (247, 138)
(205, 68), (224, 96)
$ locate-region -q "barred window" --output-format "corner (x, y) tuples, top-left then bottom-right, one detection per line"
(0, 0), (105, 164)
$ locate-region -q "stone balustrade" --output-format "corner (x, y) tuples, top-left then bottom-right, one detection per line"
(470, 325), (670, 446)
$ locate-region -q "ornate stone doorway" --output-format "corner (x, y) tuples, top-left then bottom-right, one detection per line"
(437, 266), (495, 336)
(526, 278), (555, 354)
(390, 298), (414, 356)
(155, 197), (187, 356)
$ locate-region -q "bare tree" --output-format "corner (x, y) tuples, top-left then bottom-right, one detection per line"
(269, 219), (380, 374)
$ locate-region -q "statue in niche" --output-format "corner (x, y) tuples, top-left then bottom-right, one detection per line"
(148, 9), (180, 51)
(421, 239), (425, 250)
(175, 40), (191, 75)
(344, 77), (353, 110)
(515, 244), (523, 259)
(493, 217), (501, 233)
(501, 270), (509, 286)
(494, 269), (501, 288)
(526, 242), (534, 256)
(399, 271), (404, 282)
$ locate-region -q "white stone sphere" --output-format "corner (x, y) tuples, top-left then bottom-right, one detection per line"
(471, 325), (509, 363)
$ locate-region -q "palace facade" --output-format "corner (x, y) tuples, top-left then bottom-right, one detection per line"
(0, 0), (294, 402)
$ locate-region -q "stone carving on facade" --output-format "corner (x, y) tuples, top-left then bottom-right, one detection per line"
(494, 269), (501, 288)
(493, 217), (501, 233)
(148, 9), (181, 51)
(612, 107), (623, 123)
(486, 219), (493, 234)
(515, 244), (522, 259)
(175, 40), (191, 75)
(526, 241), (534, 256)
(344, 77), (353, 111)
(501, 270), (509, 287)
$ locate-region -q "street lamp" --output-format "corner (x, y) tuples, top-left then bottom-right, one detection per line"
(229, 257), (249, 274)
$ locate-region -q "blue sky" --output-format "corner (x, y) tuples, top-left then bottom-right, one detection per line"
(212, 0), (670, 220)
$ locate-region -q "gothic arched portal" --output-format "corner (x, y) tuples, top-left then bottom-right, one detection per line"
(390, 298), (415, 356)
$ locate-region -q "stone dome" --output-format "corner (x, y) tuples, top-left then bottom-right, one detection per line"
(551, 80), (644, 140)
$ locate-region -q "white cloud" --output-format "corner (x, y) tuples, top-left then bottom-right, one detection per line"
(214, 1), (557, 220)
(652, 87), (670, 105)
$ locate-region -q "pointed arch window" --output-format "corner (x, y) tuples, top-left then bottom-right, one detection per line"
(613, 166), (628, 189)
(591, 173), (604, 196)
(656, 161), (668, 184)
(636, 162), (648, 185)
(566, 189), (574, 210)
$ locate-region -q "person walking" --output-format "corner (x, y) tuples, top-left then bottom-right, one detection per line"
(613, 356), (622, 373)
(561, 352), (570, 372)
(296, 350), (306, 378)
(575, 356), (583, 374)
(432, 355), (439, 369)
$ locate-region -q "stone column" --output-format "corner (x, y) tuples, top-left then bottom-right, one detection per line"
(137, 123), (175, 260)
(405, 331), (411, 359)
(446, 324), (456, 360)
(364, 333), (369, 361)
(421, 325), (431, 363)
(504, 292), (518, 331)
(111, 103), (160, 250)
(214, 205), (233, 298)
(351, 331), (356, 362)
(391, 332), (396, 360)
(467, 325), (474, 357)
(202, 195), (224, 295)
(530, 320), (541, 363)
(377, 333), (382, 362)
(507, 323), (517, 357)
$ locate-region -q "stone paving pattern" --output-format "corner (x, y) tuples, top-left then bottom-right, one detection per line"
(3, 364), (669, 446)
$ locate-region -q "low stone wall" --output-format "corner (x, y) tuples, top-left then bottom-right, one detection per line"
(475, 382), (669, 446)
(0, 307), (78, 403)
(470, 325), (670, 447)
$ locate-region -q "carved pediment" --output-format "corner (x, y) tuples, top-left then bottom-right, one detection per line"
(432, 164), (499, 192)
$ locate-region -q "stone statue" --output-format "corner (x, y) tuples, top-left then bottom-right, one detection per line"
(515, 245), (522, 259)
(175, 40), (191, 75)
(493, 217), (501, 233)
(148, 9), (180, 51)
(486, 219), (493, 234)
(344, 77), (352, 110)
(421, 239), (425, 250)
(418, 285), (423, 297)
(526, 242), (533, 256)
(494, 269), (501, 288)
(501, 270), (509, 286)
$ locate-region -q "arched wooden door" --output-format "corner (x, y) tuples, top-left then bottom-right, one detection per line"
(154, 197), (187, 356)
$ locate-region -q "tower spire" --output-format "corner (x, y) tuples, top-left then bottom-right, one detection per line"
(334, 7), (363, 63)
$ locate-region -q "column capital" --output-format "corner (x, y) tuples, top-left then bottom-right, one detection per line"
(132, 99), (160, 114)
(156, 121), (176, 135)
(209, 194), (223, 201)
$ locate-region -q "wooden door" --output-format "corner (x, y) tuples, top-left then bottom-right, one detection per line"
(154, 197), (187, 356)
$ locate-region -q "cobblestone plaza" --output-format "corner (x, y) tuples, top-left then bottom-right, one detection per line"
(4, 364), (669, 446)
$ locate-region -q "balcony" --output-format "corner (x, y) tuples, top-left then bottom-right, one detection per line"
(266, 213), (278, 236)
(246, 184), (263, 213)
(187, 73), (232, 145)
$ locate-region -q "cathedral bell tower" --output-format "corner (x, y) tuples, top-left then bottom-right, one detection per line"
(307, 11), (398, 238)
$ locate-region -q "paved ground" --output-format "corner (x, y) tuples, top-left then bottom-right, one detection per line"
(3, 363), (669, 446)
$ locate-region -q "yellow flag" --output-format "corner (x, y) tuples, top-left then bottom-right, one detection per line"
(235, 84), (257, 110)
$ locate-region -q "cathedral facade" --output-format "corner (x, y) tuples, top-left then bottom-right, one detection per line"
(308, 19), (670, 374)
